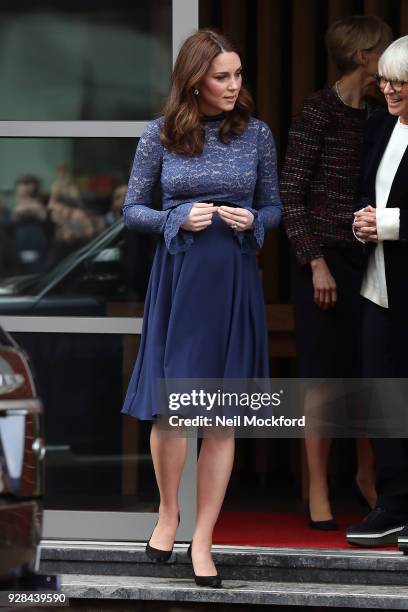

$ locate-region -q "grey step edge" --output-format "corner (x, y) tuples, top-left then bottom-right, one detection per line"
(61, 573), (408, 609)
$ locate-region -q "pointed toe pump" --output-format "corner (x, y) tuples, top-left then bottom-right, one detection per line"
(145, 514), (180, 563)
(145, 539), (173, 563)
(186, 543), (223, 588)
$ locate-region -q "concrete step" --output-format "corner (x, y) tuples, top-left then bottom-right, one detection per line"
(40, 542), (408, 586)
(61, 572), (408, 609)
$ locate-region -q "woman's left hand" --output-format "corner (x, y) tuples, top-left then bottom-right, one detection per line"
(353, 205), (378, 242)
(218, 205), (254, 231)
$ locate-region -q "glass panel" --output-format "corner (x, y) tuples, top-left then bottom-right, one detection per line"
(12, 331), (157, 512)
(0, 138), (156, 317)
(223, 438), (366, 516)
(0, 1), (172, 120)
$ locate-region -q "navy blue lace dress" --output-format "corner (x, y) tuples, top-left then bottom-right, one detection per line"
(121, 115), (282, 420)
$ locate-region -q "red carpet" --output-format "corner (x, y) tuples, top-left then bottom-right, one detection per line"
(214, 512), (396, 550)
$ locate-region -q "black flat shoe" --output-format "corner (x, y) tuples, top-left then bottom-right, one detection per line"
(186, 543), (222, 588)
(306, 502), (339, 531)
(145, 514), (180, 563)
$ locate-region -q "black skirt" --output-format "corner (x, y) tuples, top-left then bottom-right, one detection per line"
(292, 243), (364, 378)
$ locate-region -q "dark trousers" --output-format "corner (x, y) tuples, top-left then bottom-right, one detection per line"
(362, 298), (408, 515)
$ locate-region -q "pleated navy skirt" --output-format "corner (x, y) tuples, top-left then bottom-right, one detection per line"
(121, 214), (269, 420)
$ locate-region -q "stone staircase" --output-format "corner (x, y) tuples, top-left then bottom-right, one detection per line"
(40, 542), (408, 608)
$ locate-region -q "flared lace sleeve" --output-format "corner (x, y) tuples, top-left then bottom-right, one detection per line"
(123, 120), (170, 234)
(163, 203), (195, 254)
(236, 122), (282, 253)
(123, 120), (196, 253)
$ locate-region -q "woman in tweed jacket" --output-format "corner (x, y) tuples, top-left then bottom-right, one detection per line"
(281, 15), (392, 529)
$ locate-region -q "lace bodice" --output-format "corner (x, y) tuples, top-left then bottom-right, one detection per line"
(123, 116), (282, 253)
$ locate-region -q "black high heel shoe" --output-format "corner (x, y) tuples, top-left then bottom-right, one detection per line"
(305, 502), (339, 531)
(145, 514), (180, 563)
(186, 543), (222, 588)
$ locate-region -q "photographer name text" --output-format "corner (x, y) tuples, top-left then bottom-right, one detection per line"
(167, 415), (305, 427)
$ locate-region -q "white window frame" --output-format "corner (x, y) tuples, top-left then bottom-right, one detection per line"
(0, 0), (199, 543)
(0, 0), (198, 336)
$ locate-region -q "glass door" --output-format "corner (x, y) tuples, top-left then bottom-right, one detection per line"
(0, 0), (199, 542)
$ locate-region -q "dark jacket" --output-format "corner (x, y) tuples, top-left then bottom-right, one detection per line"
(281, 86), (370, 265)
(357, 109), (408, 374)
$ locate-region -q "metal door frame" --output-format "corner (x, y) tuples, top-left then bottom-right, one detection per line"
(0, 0), (199, 542)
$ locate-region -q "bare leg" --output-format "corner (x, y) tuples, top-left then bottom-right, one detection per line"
(355, 437), (377, 510)
(305, 436), (333, 521)
(303, 383), (338, 522)
(148, 422), (187, 550)
(191, 435), (235, 576)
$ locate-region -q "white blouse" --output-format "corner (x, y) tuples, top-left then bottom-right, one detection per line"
(360, 118), (408, 308)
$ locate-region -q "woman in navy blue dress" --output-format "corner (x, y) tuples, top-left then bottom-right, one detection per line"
(122, 29), (282, 586)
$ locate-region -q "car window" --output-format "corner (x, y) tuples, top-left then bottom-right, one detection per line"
(42, 224), (154, 309)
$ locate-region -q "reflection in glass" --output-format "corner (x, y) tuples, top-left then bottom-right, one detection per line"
(0, 1), (172, 120)
(13, 331), (158, 512)
(0, 138), (156, 316)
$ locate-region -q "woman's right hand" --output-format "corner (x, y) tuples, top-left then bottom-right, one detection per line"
(181, 202), (215, 232)
(310, 257), (337, 310)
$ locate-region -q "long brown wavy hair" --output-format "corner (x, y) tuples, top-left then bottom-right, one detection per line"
(161, 29), (253, 156)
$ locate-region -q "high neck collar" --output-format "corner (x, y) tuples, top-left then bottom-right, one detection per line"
(201, 112), (226, 123)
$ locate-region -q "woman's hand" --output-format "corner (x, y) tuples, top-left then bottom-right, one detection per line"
(218, 205), (254, 231)
(310, 257), (337, 310)
(353, 205), (378, 242)
(181, 202), (215, 231)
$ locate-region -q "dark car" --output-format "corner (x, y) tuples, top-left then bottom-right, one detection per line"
(0, 325), (44, 584)
(0, 219), (150, 316)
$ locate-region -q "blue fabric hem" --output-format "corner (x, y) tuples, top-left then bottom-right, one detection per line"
(121, 406), (157, 421)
